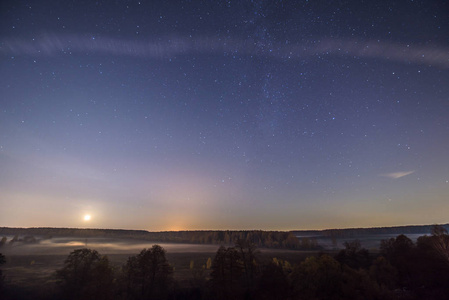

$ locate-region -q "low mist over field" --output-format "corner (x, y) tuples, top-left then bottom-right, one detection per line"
(1, 236), (220, 255)
(2, 223), (445, 255)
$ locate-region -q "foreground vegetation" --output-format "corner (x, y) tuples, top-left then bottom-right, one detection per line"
(1, 225), (448, 300)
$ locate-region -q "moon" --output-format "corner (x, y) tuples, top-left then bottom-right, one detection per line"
(84, 214), (91, 221)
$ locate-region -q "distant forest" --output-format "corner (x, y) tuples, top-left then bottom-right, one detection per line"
(292, 223), (449, 238)
(1, 223), (448, 250)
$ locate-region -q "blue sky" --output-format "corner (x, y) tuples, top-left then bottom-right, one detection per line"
(1, 0), (448, 230)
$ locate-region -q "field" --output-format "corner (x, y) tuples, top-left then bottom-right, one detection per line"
(2, 232), (430, 288)
(1, 231), (439, 299)
(1, 236), (316, 298)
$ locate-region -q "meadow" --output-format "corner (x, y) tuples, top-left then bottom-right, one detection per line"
(1, 236), (313, 298)
(1, 229), (448, 300)
(2, 231), (430, 287)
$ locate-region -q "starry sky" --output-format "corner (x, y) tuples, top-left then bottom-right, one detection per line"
(1, 0), (449, 231)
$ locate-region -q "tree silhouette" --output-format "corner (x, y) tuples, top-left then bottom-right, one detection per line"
(56, 248), (114, 300)
(235, 239), (259, 287)
(380, 234), (415, 286)
(291, 254), (386, 300)
(430, 224), (449, 264)
(122, 245), (173, 300)
(335, 239), (371, 269)
(369, 256), (398, 290)
(290, 254), (343, 300)
(0, 237), (6, 248)
(256, 261), (289, 300)
(0, 253), (5, 292)
(210, 246), (243, 299)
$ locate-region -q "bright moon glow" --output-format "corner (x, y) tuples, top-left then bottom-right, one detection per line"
(84, 214), (91, 221)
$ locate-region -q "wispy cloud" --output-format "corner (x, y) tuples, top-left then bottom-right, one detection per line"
(2, 34), (449, 68)
(381, 171), (415, 179)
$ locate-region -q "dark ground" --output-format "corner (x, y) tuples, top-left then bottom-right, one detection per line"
(1, 243), (320, 299)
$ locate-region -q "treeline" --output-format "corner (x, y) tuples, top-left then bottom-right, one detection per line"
(0, 235), (38, 248)
(0, 227), (150, 240)
(0, 227), (310, 250)
(292, 223), (449, 238)
(1, 225), (449, 300)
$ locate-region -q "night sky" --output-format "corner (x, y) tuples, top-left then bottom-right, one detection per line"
(1, 1), (448, 231)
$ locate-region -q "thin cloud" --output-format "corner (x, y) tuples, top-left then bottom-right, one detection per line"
(381, 171), (415, 179)
(1, 34), (449, 68)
